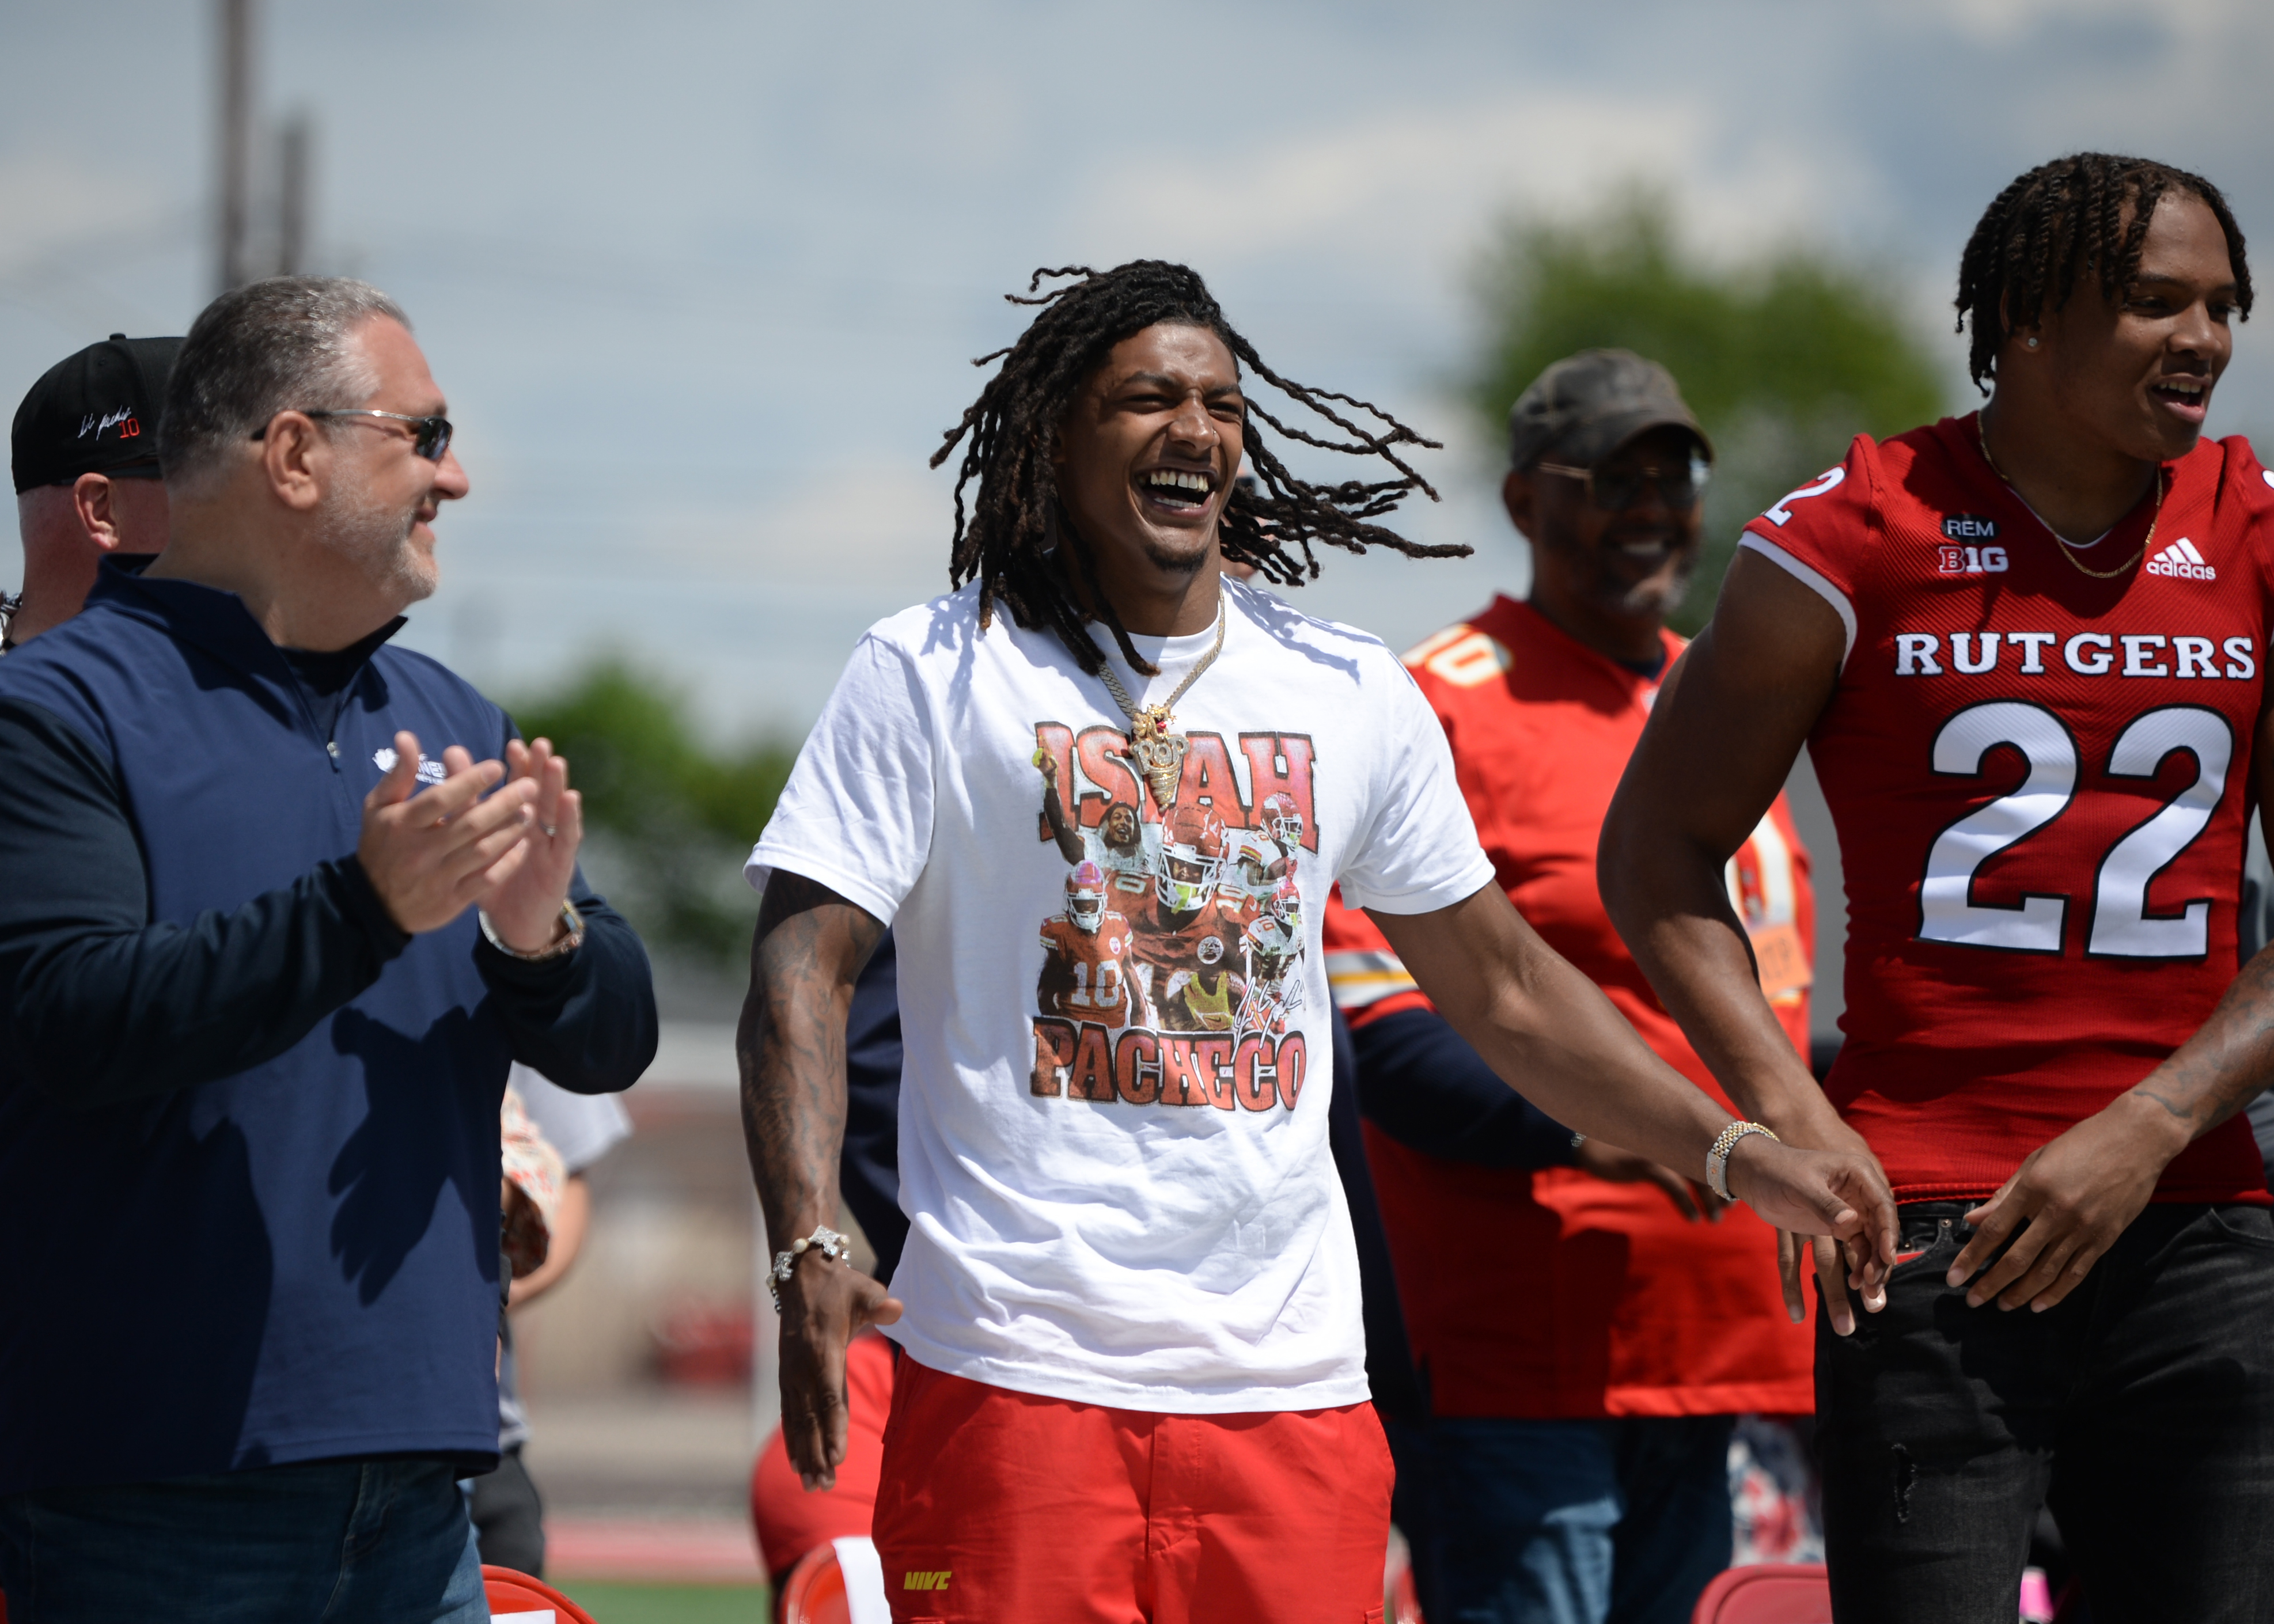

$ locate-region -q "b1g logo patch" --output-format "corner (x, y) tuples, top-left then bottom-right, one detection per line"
(1938, 543), (2008, 575)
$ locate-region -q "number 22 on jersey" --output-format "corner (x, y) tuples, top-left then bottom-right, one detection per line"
(1920, 700), (2231, 958)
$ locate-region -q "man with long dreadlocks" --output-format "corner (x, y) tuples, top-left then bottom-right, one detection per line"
(1604, 154), (2274, 1622)
(740, 260), (1894, 1622)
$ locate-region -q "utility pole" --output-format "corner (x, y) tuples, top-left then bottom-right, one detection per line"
(276, 110), (312, 276)
(215, 0), (255, 293)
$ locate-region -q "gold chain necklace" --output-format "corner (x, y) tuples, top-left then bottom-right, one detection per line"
(1092, 595), (1228, 813)
(1975, 411), (2161, 580)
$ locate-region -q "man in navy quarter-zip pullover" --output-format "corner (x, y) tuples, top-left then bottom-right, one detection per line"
(0, 278), (657, 1624)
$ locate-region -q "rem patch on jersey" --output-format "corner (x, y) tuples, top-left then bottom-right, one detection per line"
(1942, 514), (1999, 540)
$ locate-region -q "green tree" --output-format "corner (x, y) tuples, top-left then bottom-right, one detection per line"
(510, 660), (795, 980)
(1469, 188), (1951, 631)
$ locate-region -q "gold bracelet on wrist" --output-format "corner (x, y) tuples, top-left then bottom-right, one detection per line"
(1707, 1121), (1779, 1202)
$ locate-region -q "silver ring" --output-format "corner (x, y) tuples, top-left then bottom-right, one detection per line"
(541, 823), (558, 837)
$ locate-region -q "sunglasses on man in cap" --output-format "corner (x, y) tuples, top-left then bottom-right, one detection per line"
(1507, 348), (1714, 513)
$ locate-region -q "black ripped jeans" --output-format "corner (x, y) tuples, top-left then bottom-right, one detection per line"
(1817, 1200), (2274, 1624)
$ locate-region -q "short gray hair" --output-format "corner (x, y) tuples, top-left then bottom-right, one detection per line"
(161, 276), (410, 490)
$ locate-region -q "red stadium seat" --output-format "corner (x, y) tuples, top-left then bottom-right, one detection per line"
(482, 1564), (600, 1623)
(1691, 1563), (1832, 1624)
(781, 1541), (852, 1624)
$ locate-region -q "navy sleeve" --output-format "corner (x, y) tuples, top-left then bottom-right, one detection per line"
(1351, 1005), (1582, 1169)
(1324, 1006), (1424, 1420)
(473, 878), (658, 1095)
(839, 929), (909, 1287)
(0, 698), (410, 1109)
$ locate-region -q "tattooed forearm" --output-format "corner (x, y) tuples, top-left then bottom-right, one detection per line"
(2124, 940), (2274, 1140)
(738, 871), (886, 1251)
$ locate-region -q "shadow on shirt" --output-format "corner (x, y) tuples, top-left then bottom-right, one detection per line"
(328, 1006), (501, 1306)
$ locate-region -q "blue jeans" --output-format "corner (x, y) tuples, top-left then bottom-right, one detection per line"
(1418, 1414), (1734, 1624)
(0, 1457), (488, 1623)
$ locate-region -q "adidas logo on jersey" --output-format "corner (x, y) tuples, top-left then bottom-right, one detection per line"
(2147, 537), (2215, 580)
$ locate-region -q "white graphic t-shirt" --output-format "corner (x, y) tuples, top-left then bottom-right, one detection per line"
(747, 576), (1494, 1413)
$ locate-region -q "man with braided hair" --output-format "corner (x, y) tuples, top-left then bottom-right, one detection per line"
(741, 260), (1894, 1622)
(1604, 154), (2274, 1621)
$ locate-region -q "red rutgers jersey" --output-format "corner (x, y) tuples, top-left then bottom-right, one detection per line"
(1321, 598), (1816, 1418)
(1744, 412), (2274, 1205)
(1038, 911), (1146, 1031)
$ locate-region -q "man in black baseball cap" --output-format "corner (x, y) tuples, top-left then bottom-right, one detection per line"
(9, 333), (182, 647)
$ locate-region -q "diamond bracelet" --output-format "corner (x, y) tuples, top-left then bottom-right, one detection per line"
(766, 1224), (851, 1311)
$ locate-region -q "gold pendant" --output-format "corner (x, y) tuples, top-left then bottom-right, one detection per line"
(1128, 704), (1188, 813)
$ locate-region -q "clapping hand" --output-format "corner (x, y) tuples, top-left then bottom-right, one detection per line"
(357, 730), (582, 946)
(481, 737), (583, 951)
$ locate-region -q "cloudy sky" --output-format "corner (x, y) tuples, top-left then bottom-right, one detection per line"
(6, 0), (2270, 738)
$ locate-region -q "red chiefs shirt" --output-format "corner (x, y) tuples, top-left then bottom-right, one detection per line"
(1742, 413), (2273, 1206)
(1322, 597), (1816, 1418)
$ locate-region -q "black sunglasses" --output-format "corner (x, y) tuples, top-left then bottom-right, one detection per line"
(1534, 454), (1710, 513)
(253, 409), (453, 462)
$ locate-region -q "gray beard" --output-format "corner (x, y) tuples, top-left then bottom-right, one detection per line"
(321, 464), (433, 604)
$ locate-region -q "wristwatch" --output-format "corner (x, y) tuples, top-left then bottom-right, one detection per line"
(479, 900), (585, 962)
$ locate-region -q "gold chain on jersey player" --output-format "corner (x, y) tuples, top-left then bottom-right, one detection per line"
(1977, 409), (2164, 580)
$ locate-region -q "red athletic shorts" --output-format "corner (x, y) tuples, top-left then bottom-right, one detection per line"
(871, 1354), (1393, 1623)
